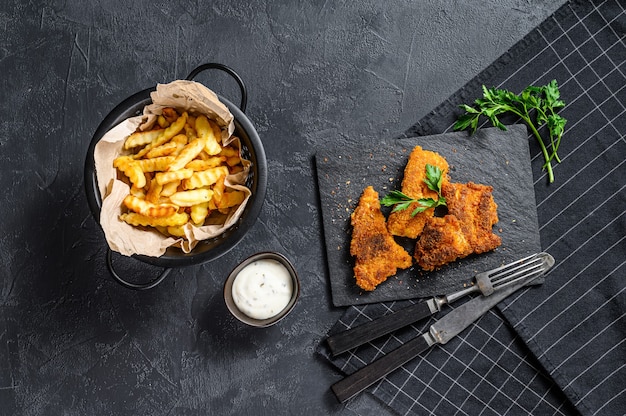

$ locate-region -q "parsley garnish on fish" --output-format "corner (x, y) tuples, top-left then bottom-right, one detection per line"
(381, 164), (446, 216)
(453, 80), (567, 183)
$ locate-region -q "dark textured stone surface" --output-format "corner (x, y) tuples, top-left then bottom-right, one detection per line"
(0, 1), (567, 415)
(316, 125), (541, 306)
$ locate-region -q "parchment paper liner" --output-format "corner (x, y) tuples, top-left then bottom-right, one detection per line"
(94, 80), (252, 257)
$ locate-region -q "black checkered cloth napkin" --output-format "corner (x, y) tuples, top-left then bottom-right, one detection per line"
(321, 0), (625, 415)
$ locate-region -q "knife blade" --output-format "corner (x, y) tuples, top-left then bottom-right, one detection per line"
(330, 261), (552, 403)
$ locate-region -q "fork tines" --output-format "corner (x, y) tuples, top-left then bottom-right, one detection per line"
(485, 252), (553, 291)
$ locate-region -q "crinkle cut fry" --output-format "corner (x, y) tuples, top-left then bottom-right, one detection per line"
(123, 194), (177, 218)
(134, 111), (188, 159)
(120, 211), (189, 227)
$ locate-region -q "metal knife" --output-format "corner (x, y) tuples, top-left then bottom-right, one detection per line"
(330, 263), (552, 403)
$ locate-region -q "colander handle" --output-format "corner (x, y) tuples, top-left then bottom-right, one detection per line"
(185, 63), (248, 113)
(106, 249), (172, 290)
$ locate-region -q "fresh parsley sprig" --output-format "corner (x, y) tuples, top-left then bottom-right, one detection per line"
(453, 80), (566, 183)
(381, 164), (446, 216)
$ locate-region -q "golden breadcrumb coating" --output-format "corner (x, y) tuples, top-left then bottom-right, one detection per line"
(387, 146), (449, 239)
(414, 181), (501, 270)
(413, 215), (473, 271)
(442, 182), (501, 254)
(351, 186), (413, 291)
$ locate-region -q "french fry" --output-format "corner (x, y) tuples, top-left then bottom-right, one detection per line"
(184, 123), (197, 141)
(208, 119), (223, 150)
(134, 111), (188, 159)
(135, 156), (175, 173)
(196, 115), (222, 155)
(219, 145), (239, 158)
(229, 164), (244, 175)
(168, 137), (206, 171)
(170, 134), (189, 156)
(225, 156), (241, 167)
(120, 211), (189, 227)
(190, 202), (210, 225)
(160, 180), (180, 197)
(183, 166), (229, 190)
(185, 157), (226, 171)
(123, 194), (177, 218)
(186, 115), (196, 129)
(166, 225), (187, 237)
(212, 175), (226, 207)
(169, 189), (214, 207)
(113, 156), (146, 188)
(161, 107), (179, 123)
(196, 151), (209, 161)
(157, 115), (169, 128)
(124, 129), (163, 149)
(129, 184), (146, 198)
(216, 190), (246, 209)
(146, 140), (179, 158)
(145, 178), (163, 204)
(155, 168), (194, 185)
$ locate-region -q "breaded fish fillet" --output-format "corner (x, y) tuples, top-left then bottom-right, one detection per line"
(351, 186), (413, 291)
(442, 182), (501, 254)
(387, 146), (449, 238)
(414, 182), (501, 271)
(413, 215), (473, 271)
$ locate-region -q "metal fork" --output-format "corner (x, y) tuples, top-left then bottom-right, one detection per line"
(326, 252), (554, 356)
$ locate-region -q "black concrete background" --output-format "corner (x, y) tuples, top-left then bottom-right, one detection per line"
(0, 1), (567, 415)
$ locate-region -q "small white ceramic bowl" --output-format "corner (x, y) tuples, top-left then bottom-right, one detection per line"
(224, 252), (300, 327)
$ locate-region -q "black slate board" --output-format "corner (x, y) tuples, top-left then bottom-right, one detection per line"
(316, 125), (541, 307)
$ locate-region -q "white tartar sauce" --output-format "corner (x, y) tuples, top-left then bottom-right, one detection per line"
(232, 259), (293, 320)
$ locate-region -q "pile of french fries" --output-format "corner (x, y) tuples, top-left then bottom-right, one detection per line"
(113, 107), (246, 239)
